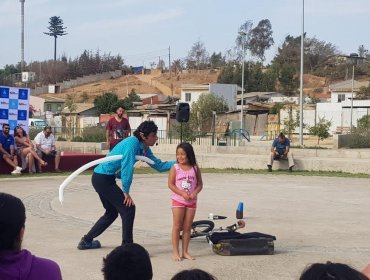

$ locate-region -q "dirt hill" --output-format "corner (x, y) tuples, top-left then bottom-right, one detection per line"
(39, 70), (334, 102)
(39, 70), (219, 102)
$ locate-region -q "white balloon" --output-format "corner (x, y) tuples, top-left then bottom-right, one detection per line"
(59, 155), (154, 203)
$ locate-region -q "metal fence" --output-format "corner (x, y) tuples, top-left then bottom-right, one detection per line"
(30, 127), (249, 147)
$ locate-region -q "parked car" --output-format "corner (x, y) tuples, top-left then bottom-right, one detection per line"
(29, 118), (47, 129)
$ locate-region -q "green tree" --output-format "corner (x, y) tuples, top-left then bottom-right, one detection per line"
(209, 52), (226, 68)
(248, 19), (274, 62)
(278, 64), (298, 95)
(308, 116), (332, 145)
(94, 92), (119, 114)
(44, 16), (68, 61)
(190, 94), (228, 132)
(186, 40), (209, 70)
(282, 106), (300, 140)
(356, 85), (370, 100)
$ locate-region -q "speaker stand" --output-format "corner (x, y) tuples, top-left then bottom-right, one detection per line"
(180, 122), (183, 142)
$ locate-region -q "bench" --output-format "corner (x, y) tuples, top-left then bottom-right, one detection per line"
(0, 152), (105, 175)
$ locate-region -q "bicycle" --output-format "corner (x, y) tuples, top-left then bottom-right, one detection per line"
(180, 218), (245, 239)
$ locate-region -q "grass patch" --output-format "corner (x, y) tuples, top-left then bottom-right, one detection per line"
(1, 168), (369, 179)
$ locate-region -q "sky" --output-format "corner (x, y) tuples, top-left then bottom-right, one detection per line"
(1, 0), (370, 69)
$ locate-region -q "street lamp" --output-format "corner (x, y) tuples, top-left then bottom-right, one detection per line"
(347, 53), (364, 133)
(299, 0), (304, 146)
(238, 31), (246, 133)
(20, 0), (26, 73)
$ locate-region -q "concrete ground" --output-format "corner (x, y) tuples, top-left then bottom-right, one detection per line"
(1, 173), (369, 280)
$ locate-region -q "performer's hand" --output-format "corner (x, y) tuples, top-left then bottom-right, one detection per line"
(189, 192), (197, 200)
(123, 193), (135, 207)
(181, 191), (190, 200)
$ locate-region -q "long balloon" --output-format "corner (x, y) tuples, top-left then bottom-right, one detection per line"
(59, 155), (154, 203)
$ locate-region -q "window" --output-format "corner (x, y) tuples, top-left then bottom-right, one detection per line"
(337, 94), (346, 103)
(185, 92), (191, 102)
(46, 104), (52, 111)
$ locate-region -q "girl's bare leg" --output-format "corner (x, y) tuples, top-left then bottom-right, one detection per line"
(171, 207), (185, 261)
(182, 207), (196, 260)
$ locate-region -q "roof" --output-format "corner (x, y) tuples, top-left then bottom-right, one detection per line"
(329, 80), (369, 92)
(61, 103), (95, 114)
(137, 93), (158, 99)
(43, 96), (65, 102)
(236, 92), (284, 101)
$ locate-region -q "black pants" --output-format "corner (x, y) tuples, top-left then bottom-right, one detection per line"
(84, 172), (136, 244)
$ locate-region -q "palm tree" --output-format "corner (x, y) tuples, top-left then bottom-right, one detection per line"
(44, 16), (67, 61)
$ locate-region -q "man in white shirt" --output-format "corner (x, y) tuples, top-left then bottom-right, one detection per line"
(34, 126), (61, 172)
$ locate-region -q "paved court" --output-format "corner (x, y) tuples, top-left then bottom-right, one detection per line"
(1, 173), (369, 280)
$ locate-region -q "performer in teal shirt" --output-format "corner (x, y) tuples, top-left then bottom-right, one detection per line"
(78, 120), (175, 250)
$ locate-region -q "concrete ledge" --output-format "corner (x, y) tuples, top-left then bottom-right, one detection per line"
(154, 152), (370, 174)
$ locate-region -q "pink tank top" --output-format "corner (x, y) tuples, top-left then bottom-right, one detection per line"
(171, 164), (198, 205)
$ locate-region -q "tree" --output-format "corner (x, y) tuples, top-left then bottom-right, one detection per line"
(209, 52), (226, 68)
(248, 19), (274, 62)
(44, 16), (68, 61)
(186, 40), (209, 70)
(356, 85), (370, 100)
(190, 94), (228, 132)
(308, 116), (332, 145)
(358, 44), (368, 58)
(278, 64), (298, 95)
(94, 92), (119, 114)
(171, 59), (184, 74)
(235, 20), (253, 60)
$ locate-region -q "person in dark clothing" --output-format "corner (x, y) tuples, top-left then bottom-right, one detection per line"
(0, 192), (62, 280)
(102, 243), (152, 280)
(77, 120), (175, 250)
(299, 262), (369, 280)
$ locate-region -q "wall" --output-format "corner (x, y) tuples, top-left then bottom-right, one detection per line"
(209, 83), (237, 110)
(31, 70), (122, 95)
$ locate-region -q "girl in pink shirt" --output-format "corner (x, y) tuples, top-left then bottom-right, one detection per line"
(168, 142), (203, 261)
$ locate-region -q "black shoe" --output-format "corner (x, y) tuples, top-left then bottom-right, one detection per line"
(77, 238), (101, 250)
(267, 165), (272, 172)
(289, 166), (293, 172)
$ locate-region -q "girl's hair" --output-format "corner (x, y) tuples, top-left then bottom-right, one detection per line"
(0, 193), (26, 250)
(300, 262), (369, 280)
(14, 126), (27, 137)
(133, 121), (158, 142)
(171, 269), (217, 280)
(176, 142), (197, 166)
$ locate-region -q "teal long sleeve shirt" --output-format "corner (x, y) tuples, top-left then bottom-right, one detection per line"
(94, 136), (175, 193)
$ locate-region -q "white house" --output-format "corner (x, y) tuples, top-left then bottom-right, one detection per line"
(329, 79), (369, 103)
(180, 83), (238, 110)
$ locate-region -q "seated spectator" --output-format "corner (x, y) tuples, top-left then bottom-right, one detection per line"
(102, 243), (152, 280)
(0, 123), (22, 174)
(299, 261), (369, 280)
(34, 126), (61, 173)
(267, 132), (295, 172)
(14, 126), (47, 174)
(0, 192), (62, 280)
(171, 269), (217, 280)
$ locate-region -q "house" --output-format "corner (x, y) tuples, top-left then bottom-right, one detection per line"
(61, 103), (99, 128)
(180, 83), (238, 110)
(137, 93), (159, 105)
(329, 79), (369, 103)
(43, 96), (65, 114)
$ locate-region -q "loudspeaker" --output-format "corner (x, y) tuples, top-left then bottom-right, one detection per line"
(176, 103), (190, 122)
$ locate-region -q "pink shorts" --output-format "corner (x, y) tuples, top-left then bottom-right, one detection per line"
(172, 199), (197, 209)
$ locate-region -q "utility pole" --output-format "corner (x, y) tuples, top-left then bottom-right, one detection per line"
(169, 46), (171, 78)
(20, 0), (26, 73)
